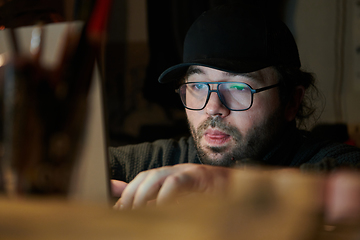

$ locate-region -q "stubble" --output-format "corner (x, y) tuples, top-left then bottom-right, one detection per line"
(188, 109), (285, 167)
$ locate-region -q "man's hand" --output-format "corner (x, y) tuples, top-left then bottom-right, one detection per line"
(111, 180), (128, 197)
(113, 163), (232, 210)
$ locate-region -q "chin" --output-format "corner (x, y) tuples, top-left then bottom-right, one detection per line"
(198, 149), (233, 167)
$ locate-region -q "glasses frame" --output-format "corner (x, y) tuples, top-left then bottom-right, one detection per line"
(175, 82), (280, 111)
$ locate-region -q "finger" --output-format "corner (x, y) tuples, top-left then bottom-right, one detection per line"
(113, 198), (123, 210)
(122, 164), (198, 209)
(157, 171), (198, 206)
(157, 164), (231, 205)
(120, 171), (150, 209)
(110, 180), (128, 197)
(132, 167), (177, 209)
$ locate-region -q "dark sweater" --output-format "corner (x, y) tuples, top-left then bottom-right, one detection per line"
(109, 128), (360, 183)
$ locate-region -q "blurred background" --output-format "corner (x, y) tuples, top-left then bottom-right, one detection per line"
(0, 0), (359, 148)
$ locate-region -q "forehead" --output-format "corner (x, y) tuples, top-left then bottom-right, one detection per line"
(185, 65), (277, 84)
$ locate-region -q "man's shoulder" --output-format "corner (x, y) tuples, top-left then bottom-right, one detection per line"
(268, 128), (360, 169)
(152, 136), (196, 149)
(299, 130), (360, 157)
(109, 136), (199, 167)
(109, 136), (195, 153)
(109, 136), (199, 182)
(295, 130), (360, 171)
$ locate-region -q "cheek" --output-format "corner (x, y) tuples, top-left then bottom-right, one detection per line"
(251, 91), (282, 117)
(186, 109), (201, 128)
(228, 112), (256, 134)
(231, 94), (282, 133)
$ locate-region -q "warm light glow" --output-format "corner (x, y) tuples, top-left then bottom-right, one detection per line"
(0, 53), (8, 67)
(0, 26), (5, 30)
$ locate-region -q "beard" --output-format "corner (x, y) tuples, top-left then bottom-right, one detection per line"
(188, 108), (286, 167)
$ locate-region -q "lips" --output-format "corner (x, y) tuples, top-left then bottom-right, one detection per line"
(203, 129), (231, 145)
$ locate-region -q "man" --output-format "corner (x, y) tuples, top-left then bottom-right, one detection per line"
(110, 3), (360, 210)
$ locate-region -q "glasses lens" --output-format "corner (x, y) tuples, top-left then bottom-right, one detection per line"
(218, 83), (252, 110)
(179, 83), (209, 110)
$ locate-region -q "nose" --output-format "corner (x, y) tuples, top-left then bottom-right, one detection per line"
(205, 91), (230, 117)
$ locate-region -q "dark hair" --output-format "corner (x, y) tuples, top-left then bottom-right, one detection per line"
(274, 66), (318, 127)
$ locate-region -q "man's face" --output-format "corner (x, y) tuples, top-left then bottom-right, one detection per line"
(185, 66), (288, 166)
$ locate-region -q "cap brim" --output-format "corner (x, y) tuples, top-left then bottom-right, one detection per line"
(158, 59), (271, 83)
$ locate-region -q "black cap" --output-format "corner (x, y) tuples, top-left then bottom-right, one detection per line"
(158, 3), (301, 83)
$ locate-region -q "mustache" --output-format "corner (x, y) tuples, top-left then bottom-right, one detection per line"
(197, 116), (227, 133)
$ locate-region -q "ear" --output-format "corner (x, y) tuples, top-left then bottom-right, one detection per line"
(284, 86), (305, 122)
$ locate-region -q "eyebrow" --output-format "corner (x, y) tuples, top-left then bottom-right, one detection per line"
(225, 71), (257, 80)
(185, 66), (204, 77)
(185, 66), (259, 81)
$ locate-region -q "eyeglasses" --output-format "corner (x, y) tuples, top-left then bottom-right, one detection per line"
(175, 82), (280, 111)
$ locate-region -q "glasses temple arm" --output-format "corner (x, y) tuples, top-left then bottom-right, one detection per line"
(254, 83), (280, 93)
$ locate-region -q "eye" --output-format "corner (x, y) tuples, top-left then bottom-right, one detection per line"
(228, 83), (247, 91)
(189, 83), (206, 91)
